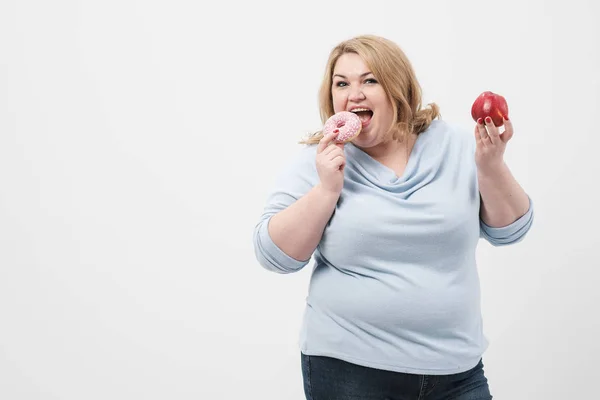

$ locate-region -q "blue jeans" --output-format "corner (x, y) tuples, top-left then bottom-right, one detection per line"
(301, 353), (492, 400)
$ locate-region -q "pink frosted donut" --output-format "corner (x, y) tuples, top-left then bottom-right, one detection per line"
(323, 111), (362, 143)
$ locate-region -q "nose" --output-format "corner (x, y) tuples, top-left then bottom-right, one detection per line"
(348, 85), (366, 103)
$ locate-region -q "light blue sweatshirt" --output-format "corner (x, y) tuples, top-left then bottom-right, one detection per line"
(253, 119), (534, 375)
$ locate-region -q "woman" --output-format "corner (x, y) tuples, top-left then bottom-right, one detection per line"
(253, 35), (533, 399)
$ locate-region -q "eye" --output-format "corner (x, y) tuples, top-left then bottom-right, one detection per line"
(365, 78), (378, 84)
(334, 81), (348, 87)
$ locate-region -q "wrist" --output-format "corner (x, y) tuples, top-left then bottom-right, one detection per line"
(314, 183), (341, 202)
(477, 161), (509, 182)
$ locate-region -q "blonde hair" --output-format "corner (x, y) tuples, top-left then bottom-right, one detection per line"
(300, 35), (440, 145)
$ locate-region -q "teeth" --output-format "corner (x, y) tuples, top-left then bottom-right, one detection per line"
(351, 108), (371, 113)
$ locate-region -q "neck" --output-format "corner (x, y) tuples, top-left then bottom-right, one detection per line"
(360, 133), (417, 162)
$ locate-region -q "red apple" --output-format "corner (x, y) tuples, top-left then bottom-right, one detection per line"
(471, 91), (509, 127)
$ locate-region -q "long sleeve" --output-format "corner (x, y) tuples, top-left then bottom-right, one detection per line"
(253, 146), (319, 273)
(253, 215), (311, 273)
(479, 196), (534, 246)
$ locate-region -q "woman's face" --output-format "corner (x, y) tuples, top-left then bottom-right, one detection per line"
(331, 53), (396, 148)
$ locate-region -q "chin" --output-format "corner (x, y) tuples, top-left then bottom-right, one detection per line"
(352, 131), (379, 147)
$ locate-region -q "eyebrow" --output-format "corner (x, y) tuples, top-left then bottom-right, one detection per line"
(332, 72), (373, 79)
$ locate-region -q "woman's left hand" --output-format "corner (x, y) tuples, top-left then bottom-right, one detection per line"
(474, 116), (513, 174)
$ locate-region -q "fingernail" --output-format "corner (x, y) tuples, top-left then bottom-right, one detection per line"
(485, 117), (492, 124)
(477, 118), (483, 125)
(503, 115), (509, 120)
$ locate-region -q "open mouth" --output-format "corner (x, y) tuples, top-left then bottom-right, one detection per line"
(350, 108), (373, 127)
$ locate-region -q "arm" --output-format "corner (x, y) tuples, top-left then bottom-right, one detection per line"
(478, 162), (530, 227)
(475, 116), (534, 246)
(254, 134), (346, 273)
(267, 183), (339, 262)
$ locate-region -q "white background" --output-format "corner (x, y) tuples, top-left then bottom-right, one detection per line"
(1, 0), (599, 399)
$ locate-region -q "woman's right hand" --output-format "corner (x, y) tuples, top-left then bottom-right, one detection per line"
(316, 131), (346, 196)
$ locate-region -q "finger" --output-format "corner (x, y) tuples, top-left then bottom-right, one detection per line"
(324, 142), (345, 157)
(484, 116), (500, 144)
(327, 149), (345, 162)
(476, 118), (489, 146)
(323, 143), (339, 156)
(474, 124), (482, 142)
(317, 131), (338, 153)
(501, 116), (514, 143)
(330, 155), (346, 169)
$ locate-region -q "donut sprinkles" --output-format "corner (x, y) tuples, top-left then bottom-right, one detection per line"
(323, 111), (362, 143)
